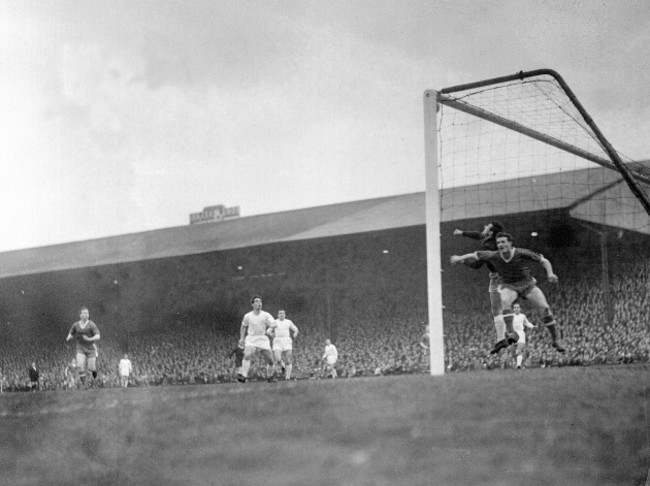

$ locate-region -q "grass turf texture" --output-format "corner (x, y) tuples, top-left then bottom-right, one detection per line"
(1, 365), (648, 486)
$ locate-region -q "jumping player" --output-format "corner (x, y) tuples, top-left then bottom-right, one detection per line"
(65, 307), (101, 387)
(453, 222), (515, 350)
(239, 296), (277, 383)
(272, 310), (299, 380)
(450, 232), (566, 354)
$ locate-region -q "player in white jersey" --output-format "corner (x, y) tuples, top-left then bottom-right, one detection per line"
(322, 339), (338, 379)
(118, 354), (133, 388)
(511, 303), (536, 369)
(239, 295), (277, 383)
(272, 310), (299, 380)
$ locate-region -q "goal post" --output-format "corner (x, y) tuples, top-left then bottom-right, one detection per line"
(423, 69), (650, 375)
(423, 90), (445, 376)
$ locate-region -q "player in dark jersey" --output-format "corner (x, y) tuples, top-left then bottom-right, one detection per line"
(228, 344), (245, 381)
(453, 222), (516, 351)
(65, 307), (101, 387)
(451, 232), (566, 354)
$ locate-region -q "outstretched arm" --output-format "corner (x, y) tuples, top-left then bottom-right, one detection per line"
(524, 317), (536, 329)
(450, 252), (479, 265)
(453, 229), (482, 240)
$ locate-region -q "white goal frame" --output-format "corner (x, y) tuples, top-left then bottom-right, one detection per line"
(423, 68), (650, 376)
(423, 90), (445, 376)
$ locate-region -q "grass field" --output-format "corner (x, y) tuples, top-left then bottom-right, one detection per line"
(1, 365), (649, 486)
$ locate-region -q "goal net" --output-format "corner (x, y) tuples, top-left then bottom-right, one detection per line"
(424, 69), (650, 375)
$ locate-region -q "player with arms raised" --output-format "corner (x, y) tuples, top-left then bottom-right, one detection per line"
(450, 232), (566, 354)
(453, 222), (514, 352)
(239, 295), (277, 383)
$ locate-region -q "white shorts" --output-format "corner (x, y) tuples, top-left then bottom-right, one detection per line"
(245, 334), (272, 351)
(273, 337), (293, 352)
(326, 357), (337, 366)
(516, 332), (527, 345)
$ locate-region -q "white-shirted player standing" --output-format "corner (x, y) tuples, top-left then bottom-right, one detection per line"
(512, 303), (536, 369)
(239, 295), (277, 383)
(272, 310), (299, 380)
(118, 353), (132, 388)
(322, 339), (338, 379)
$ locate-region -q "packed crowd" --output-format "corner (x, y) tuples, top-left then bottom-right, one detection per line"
(1, 255), (648, 392)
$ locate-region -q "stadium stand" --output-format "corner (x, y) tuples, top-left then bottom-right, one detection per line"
(1, 192), (649, 391)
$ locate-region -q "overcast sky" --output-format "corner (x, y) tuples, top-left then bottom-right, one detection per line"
(1, 0), (649, 252)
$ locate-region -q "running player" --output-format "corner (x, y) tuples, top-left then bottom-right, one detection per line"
(511, 303), (536, 369)
(65, 307), (101, 387)
(453, 222), (515, 351)
(272, 310), (299, 380)
(450, 232), (566, 354)
(322, 339), (338, 379)
(238, 296), (277, 383)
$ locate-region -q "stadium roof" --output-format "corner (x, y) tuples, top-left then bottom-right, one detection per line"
(1, 165), (648, 278)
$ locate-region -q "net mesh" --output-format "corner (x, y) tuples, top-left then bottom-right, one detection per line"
(435, 72), (650, 370)
(438, 73), (650, 235)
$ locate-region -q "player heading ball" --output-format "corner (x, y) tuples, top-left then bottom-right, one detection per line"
(451, 232), (566, 354)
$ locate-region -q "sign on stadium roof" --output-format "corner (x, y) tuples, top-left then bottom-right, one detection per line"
(190, 205), (240, 225)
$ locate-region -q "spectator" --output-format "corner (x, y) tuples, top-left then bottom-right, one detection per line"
(28, 362), (39, 391)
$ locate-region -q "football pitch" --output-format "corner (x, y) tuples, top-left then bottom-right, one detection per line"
(1, 365), (648, 486)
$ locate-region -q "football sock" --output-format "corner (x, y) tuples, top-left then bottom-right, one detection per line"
(241, 359), (250, 378)
(546, 323), (558, 341)
(543, 315), (559, 341)
(503, 311), (514, 333)
(494, 315), (506, 342)
(285, 364), (292, 380)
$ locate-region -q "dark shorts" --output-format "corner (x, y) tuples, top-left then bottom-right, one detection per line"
(500, 280), (536, 299)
